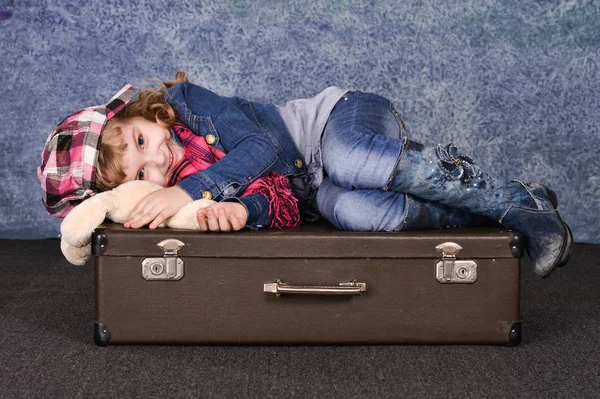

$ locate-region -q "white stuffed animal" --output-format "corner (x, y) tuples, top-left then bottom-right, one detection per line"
(60, 180), (215, 265)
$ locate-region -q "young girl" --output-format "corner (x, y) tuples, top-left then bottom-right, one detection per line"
(38, 71), (572, 279)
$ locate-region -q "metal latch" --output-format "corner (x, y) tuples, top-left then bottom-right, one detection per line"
(435, 242), (477, 284)
(142, 239), (185, 281)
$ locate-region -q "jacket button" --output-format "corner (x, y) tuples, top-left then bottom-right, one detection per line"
(201, 191), (213, 200)
(295, 159), (303, 169)
(205, 134), (216, 145)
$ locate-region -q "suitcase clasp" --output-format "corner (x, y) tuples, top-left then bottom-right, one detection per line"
(141, 239), (185, 281)
(435, 242), (478, 284)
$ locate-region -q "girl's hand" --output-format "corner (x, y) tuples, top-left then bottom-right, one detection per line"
(124, 186), (193, 229)
(196, 202), (248, 232)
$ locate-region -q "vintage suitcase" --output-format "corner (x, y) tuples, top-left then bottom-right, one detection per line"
(92, 221), (524, 346)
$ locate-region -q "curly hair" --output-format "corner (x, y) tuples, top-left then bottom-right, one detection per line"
(95, 71), (188, 192)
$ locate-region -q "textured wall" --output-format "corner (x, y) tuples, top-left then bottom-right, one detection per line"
(1, 0), (598, 242)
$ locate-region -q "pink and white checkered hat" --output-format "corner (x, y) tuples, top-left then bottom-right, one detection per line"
(38, 84), (134, 218)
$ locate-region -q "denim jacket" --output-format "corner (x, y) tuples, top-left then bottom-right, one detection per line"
(165, 82), (311, 229)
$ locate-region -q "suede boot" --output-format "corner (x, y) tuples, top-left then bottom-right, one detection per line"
(387, 140), (573, 278)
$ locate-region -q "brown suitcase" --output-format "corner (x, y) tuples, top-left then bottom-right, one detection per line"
(92, 221), (524, 346)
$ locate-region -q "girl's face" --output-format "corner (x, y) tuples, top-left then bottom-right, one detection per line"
(120, 117), (185, 187)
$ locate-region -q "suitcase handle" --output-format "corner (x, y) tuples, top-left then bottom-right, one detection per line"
(263, 279), (367, 296)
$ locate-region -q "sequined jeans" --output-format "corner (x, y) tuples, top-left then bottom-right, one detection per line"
(316, 91), (408, 231)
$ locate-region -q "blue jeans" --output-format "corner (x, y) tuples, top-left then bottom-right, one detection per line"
(316, 91), (407, 231)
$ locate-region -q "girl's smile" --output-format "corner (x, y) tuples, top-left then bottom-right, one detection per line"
(120, 117), (185, 187)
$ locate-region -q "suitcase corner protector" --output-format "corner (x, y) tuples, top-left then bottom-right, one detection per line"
(94, 322), (111, 346)
(91, 228), (108, 256)
(509, 232), (525, 258)
(507, 321), (522, 346)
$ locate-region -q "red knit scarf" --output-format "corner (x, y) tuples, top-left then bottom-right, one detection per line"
(168, 122), (301, 229)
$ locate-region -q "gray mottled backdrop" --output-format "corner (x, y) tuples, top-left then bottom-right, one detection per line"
(1, 0), (598, 242)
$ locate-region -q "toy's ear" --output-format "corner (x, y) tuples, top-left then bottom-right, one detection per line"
(60, 194), (112, 249)
(60, 239), (90, 266)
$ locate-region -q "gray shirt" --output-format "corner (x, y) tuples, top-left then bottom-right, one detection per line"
(276, 86), (349, 190)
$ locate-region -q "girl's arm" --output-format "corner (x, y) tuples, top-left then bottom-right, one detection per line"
(167, 82), (299, 229)
(222, 193), (274, 230)
(167, 83), (277, 202)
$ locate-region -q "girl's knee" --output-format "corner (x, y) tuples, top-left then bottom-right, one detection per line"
(317, 186), (361, 230)
(316, 179), (406, 231)
(321, 112), (404, 190)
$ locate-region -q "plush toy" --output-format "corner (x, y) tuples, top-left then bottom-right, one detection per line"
(60, 180), (215, 265)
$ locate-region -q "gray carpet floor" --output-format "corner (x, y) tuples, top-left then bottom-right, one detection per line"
(0, 239), (598, 398)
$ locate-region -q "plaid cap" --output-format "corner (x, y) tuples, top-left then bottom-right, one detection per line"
(37, 84), (134, 218)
